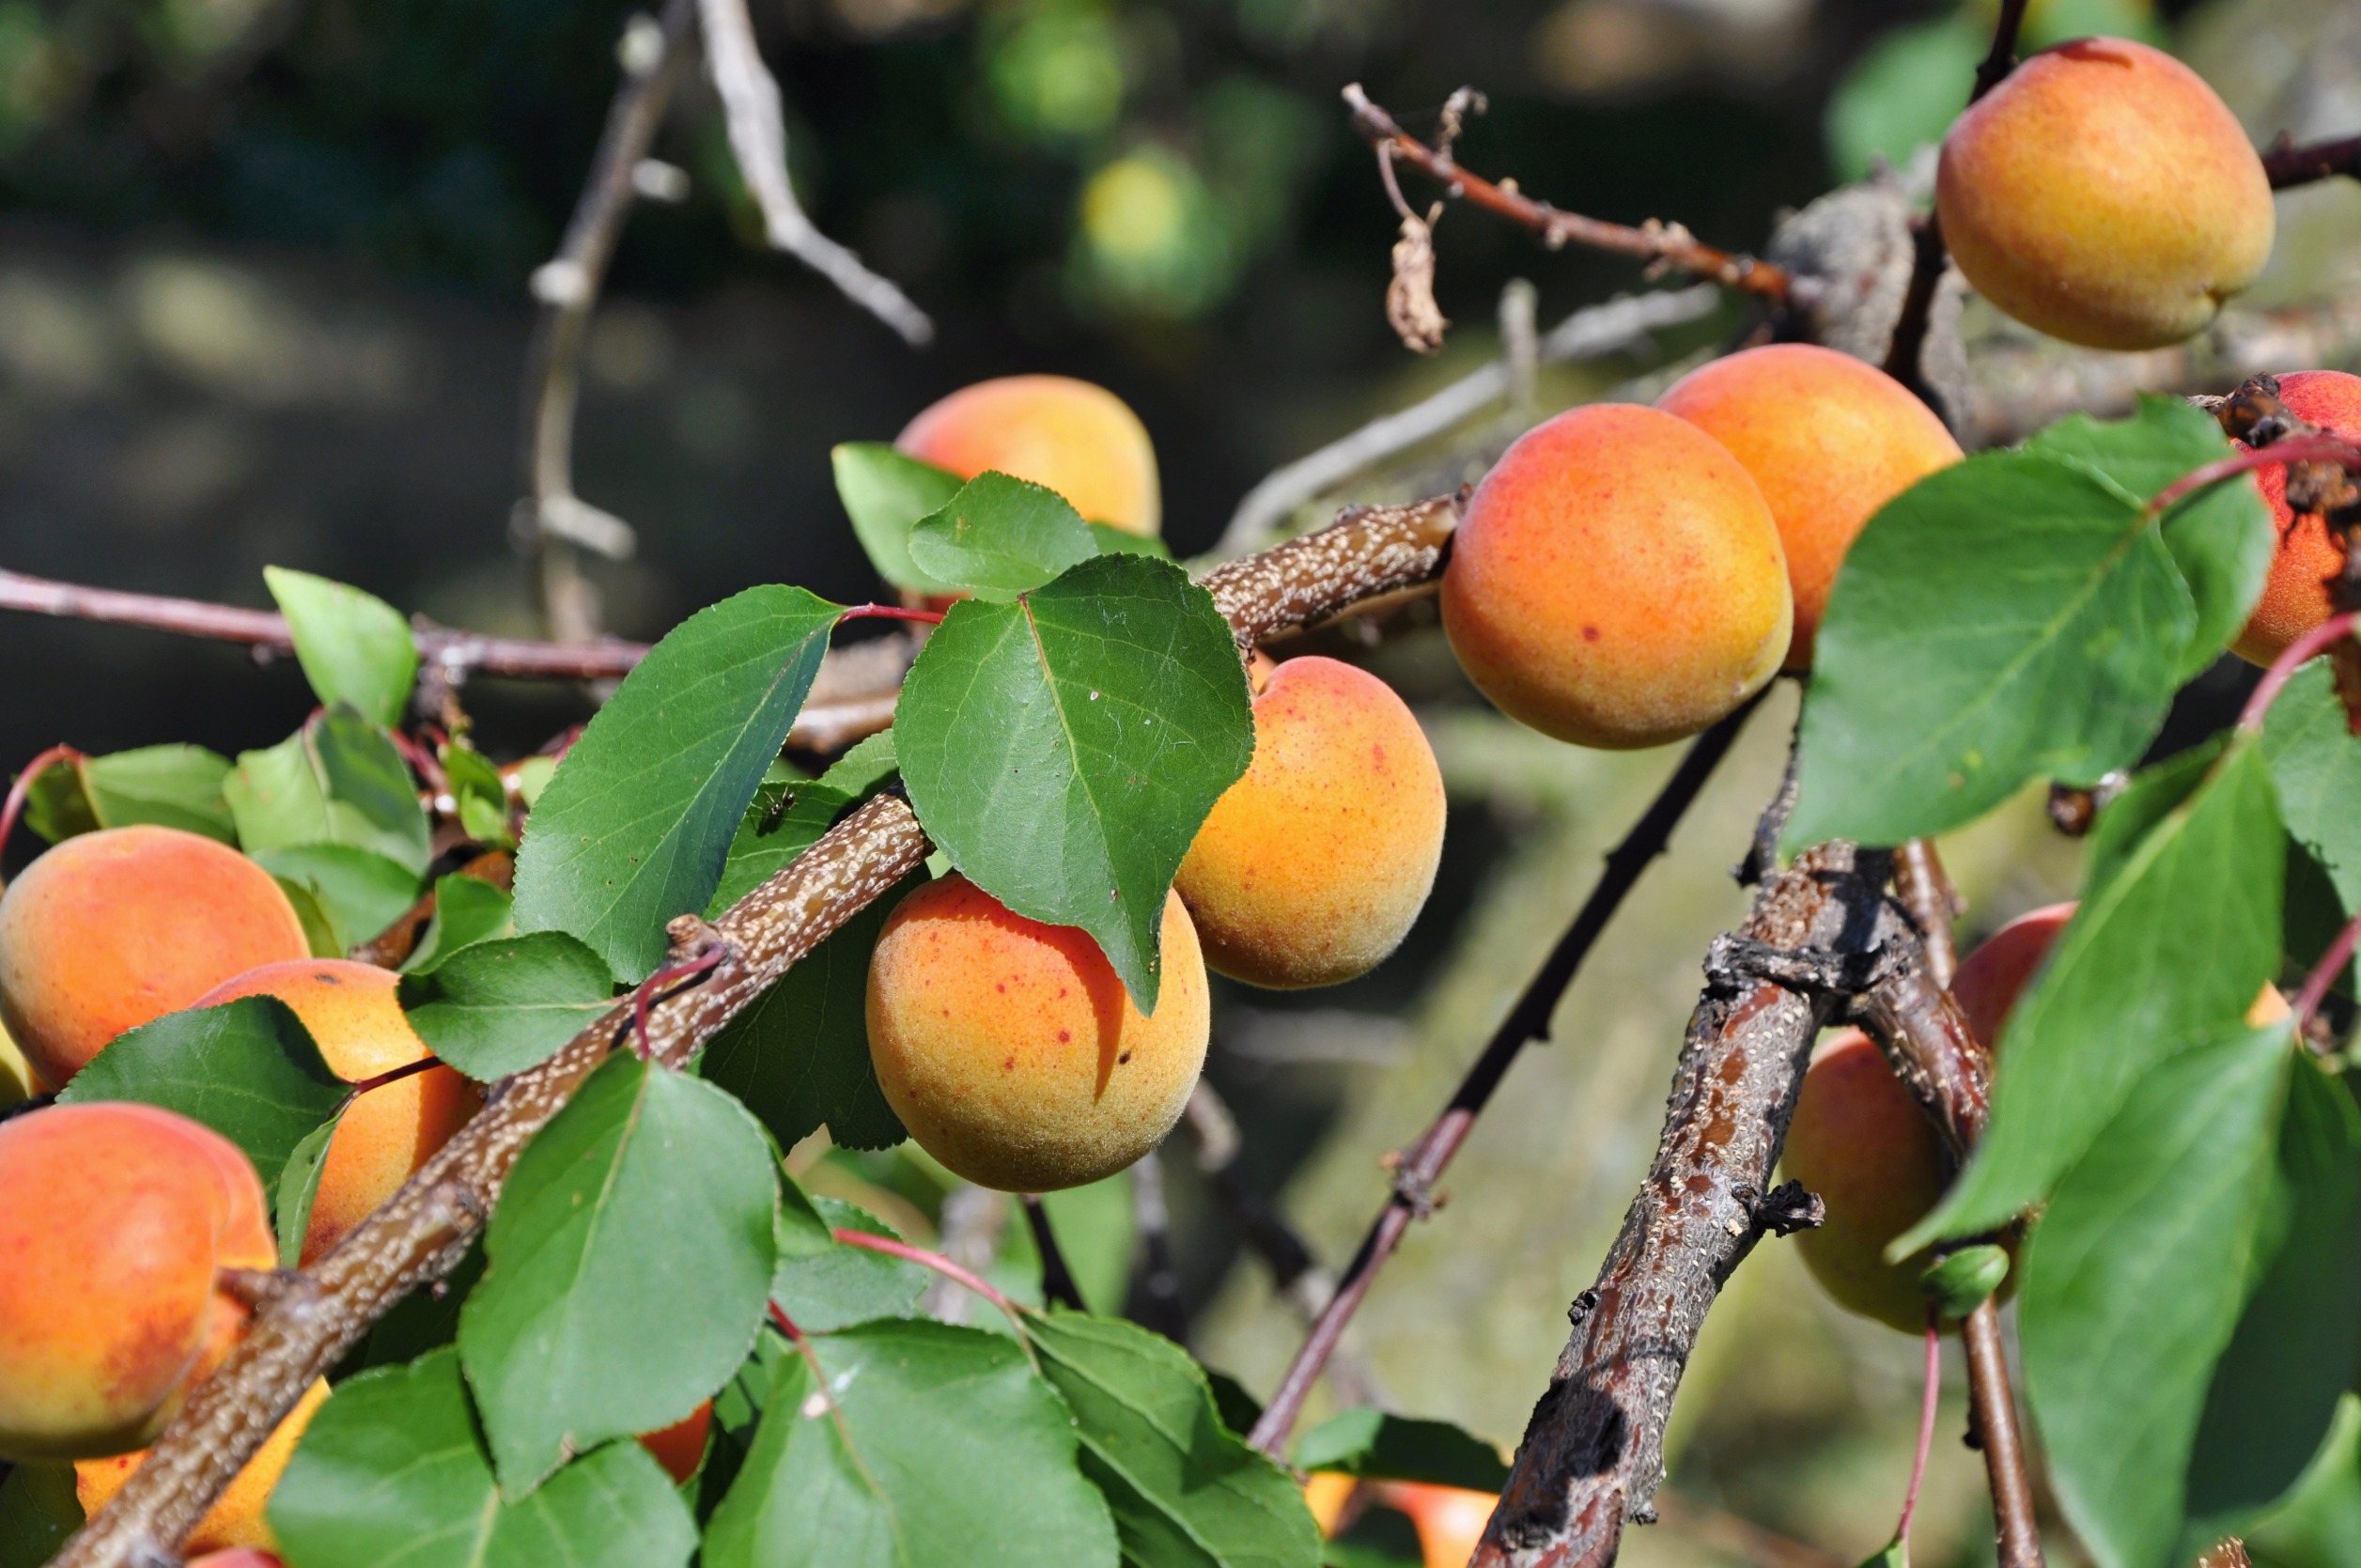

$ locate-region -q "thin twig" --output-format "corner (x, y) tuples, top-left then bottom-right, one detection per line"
(519, 0), (699, 641)
(1247, 690), (1765, 1457)
(922, 1185), (1010, 1327)
(1892, 840), (1963, 989)
(831, 1227), (1028, 1331)
(1126, 1152), (1188, 1342)
(1021, 1194), (1087, 1312)
(696, 0), (931, 346)
(1969, 0), (2031, 102)
(1214, 287), (1719, 556)
(1341, 85), (1788, 302)
(1895, 1319), (1942, 1548)
(2263, 132), (2361, 190)
(2239, 609), (2361, 732)
(1961, 1302), (2043, 1568)
(0, 745), (85, 863)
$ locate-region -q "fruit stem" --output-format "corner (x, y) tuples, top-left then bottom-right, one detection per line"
(2144, 435), (2361, 526)
(1968, 0), (2031, 102)
(1896, 1315), (1943, 1547)
(829, 1227), (1032, 1338)
(0, 745), (88, 869)
(344, 1057), (443, 1096)
(2291, 908), (2361, 1043)
(838, 603), (946, 628)
(2237, 609), (2360, 733)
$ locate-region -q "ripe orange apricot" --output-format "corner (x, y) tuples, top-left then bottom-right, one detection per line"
(1440, 404), (1791, 749)
(1374, 1482), (1498, 1568)
(76, 1378), (328, 1553)
(638, 1401), (713, 1484)
(1175, 657), (1446, 988)
(1656, 344), (1963, 669)
(192, 960), (474, 1264)
(1782, 1027), (1970, 1333)
(896, 375), (1162, 537)
(1936, 39), (2274, 350)
(864, 876), (1208, 1191)
(0, 826), (310, 1089)
(2230, 370), (2361, 666)
(0, 1103), (274, 1459)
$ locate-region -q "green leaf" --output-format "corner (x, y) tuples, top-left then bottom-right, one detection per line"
(1029, 1310), (1324, 1568)
(270, 1348), (697, 1568)
(896, 553), (1255, 1010)
(460, 1053), (779, 1495)
(1088, 522), (1173, 561)
(1823, 10), (1981, 181)
(2264, 659), (2361, 921)
(775, 1173), (833, 1257)
(818, 730), (900, 798)
(703, 1319), (1120, 1568)
(1790, 452), (2197, 847)
(23, 746), (236, 845)
(264, 566), (420, 728)
(2019, 1020), (2294, 1568)
(58, 997), (349, 1190)
(1901, 736), (2283, 1251)
(513, 586), (841, 983)
(702, 876), (909, 1152)
(702, 770), (850, 919)
(0, 1462), (80, 1568)
(2025, 396), (2271, 677)
(252, 844), (421, 954)
(2183, 1063), (2361, 1550)
(277, 875), (342, 958)
(832, 442), (964, 595)
(399, 931), (614, 1080)
(769, 1197), (927, 1332)
(444, 740), (515, 848)
(226, 706), (431, 876)
(909, 472), (1100, 601)
(2242, 1395), (2361, 1568)
(274, 1110), (342, 1267)
(1294, 1409), (1510, 1493)
(402, 872), (518, 974)
(1854, 1538), (1909, 1568)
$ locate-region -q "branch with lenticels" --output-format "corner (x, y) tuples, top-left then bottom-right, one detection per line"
(51, 492), (1467, 1568)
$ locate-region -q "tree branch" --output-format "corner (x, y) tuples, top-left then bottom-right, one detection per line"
(55, 495), (1472, 1568)
(1246, 690), (1765, 1457)
(1471, 841), (1905, 1567)
(1341, 85), (1789, 303)
(518, 0), (699, 642)
(2263, 132), (2361, 190)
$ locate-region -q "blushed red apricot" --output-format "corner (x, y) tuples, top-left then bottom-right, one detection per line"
(0, 1103), (274, 1459)
(77, 1378), (328, 1553)
(1175, 657), (1446, 988)
(0, 826), (310, 1089)
(1440, 404), (1792, 749)
(1936, 39), (2274, 350)
(1375, 1482), (1498, 1568)
(2230, 371), (2361, 666)
(864, 876), (1208, 1191)
(193, 960), (474, 1264)
(638, 1401), (713, 1484)
(1950, 903), (2077, 1048)
(896, 375), (1162, 537)
(1657, 344), (1963, 669)
(188, 1553), (287, 1568)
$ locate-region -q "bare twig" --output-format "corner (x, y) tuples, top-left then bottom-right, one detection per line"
(696, 0), (931, 346)
(1471, 841), (1908, 1567)
(520, 0), (699, 642)
(57, 496), (1472, 1567)
(2263, 132), (2361, 190)
(1247, 691), (1765, 1457)
(1215, 287), (1719, 556)
(1892, 840), (1963, 989)
(1342, 86), (1787, 302)
(1961, 1304), (2043, 1568)
(1126, 1152), (1188, 1342)
(1022, 1194), (1087, 1312)
(1969, 0), (2031, 102)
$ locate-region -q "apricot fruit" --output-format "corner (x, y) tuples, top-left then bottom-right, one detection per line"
(2230, 370), (2361, 666)
(0, 826), (310, 1089)
(1175, 657), (1446, 988)
(189, 1553), (287, 1568)
(1656, 344), (1963, 669)
(896, 375), (1162, 537)
(0, 1015), (38, 1106)
(1440, 404), (1792, 749)
(193, 960), (474, 1264)
(638, 1401), (713, 1484)
(76, 1377), (327, 1553)
(1783, 1027), (1978, 1333)
(1950, 902), (2076, 1048)
(0, 1103), (273, 1459)
(864, 875), (1208, 1191)
(1935, 38), (2274, 350)
(1374, 1482), (1498, 1568)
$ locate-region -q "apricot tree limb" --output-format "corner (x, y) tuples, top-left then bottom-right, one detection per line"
(1469, 840), (1914, 1568)
(1341, 85), (1790, 303)
(2263, 132), (2361, 190)
(55, 494), (1472, 1568)
(519, 0), (698, 642)
(1245, 687), (1767, 1458)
